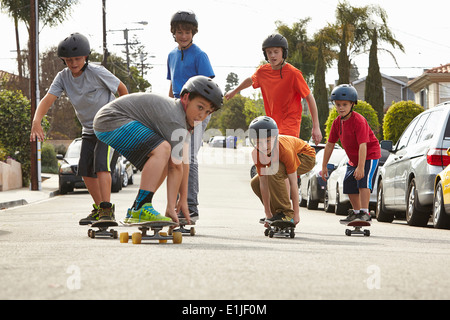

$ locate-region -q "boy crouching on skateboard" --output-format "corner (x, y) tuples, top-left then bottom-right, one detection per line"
(93, 76), (223, 224)
(249, 116), (316, 225)
(320, 84), (381, 223)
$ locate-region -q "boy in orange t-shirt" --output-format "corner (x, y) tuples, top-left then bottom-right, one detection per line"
(225, 34), (322, 144)
(248, 116), (315, 225)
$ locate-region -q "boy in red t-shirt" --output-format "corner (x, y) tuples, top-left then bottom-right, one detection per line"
(320, 85), (381, 222)
(225, 34), (322, 144)
(249, 116), (315, 225)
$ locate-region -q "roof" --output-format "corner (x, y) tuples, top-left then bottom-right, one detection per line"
(424, 63), (450, 74)
(408, 63), (450, 92)
(353, 73), (409, 86)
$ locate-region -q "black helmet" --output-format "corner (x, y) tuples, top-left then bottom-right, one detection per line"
(262, 34), (288, 61)
(330, 84), (358, 103)
(181, 76), (223, 110)
(248, 116), (279, 148)
(171, 11), (198, 33)
(57, 33), (90, 58)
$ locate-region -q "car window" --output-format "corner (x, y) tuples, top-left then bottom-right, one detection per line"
(66, 141), (81, 158)
(444, 113), (450, 140)
(417, 110), (443, 143)
(408, 113), (429, 146)
(396, 116), (420, 150)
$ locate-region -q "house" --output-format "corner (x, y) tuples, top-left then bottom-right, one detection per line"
(407, 63), (450, 109)
(352, 73), (415, 112)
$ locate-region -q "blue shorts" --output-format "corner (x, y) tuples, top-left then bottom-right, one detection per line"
(343, 159), (379, 194)
(95, 121), (165, 171)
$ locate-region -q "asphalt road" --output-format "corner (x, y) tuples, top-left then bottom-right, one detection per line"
(1, 146), (450, 301)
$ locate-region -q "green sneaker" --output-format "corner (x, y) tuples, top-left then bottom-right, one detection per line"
(123, 203), (172, 224)
(79, 204), (100, 225)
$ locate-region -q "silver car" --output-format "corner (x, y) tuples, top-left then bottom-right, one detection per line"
(376, 102), (450, 226)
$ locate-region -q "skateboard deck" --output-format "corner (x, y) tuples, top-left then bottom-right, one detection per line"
(88, 220), (119, 239)
(264, 220), (296, 239)
(169, 218), (196, 236)
(341, 220), (371, 236)
(119, 220), (182, 244)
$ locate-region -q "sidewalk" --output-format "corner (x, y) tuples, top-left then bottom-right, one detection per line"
(0, 174), (59, 210)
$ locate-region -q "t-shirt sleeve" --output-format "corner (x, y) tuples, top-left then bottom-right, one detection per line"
(293, 69), (311, 98)
(97, 66), (121, 94)
(48, 71), (65, 98)
(196, 52), (215, 78)
(328, 118), (340, 144)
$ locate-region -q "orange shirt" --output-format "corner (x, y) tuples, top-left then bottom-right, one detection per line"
(251, 63), (311, 137)
(253, 135), (315, 175)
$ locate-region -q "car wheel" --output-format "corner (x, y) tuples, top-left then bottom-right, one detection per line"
(299, 182), (307, 207)
(376, 180), (394, 223)
(324, 188), (334, 213)
(432, 181), (450, 229)
(335, 188), (350, 215)
(406, 178), (430, 227)
(122, 172), (129, 187)
(307, 183), (319, 210)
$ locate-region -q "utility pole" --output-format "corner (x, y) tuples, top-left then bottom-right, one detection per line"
(30, 0), (41, 191)
(102, 0), (108, 68)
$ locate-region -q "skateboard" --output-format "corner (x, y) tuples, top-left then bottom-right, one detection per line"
(169, 218), (196, 236)
(119, 221), (182, 244)
(264, 220), (296, 239)
(88, 220), (119, 239)
(341, 220), (371, 236)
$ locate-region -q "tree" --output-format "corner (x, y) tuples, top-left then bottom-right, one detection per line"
(363, 5), (404, 134)
(225, 72), (239, 93)
(313, 27), (337, 141)
(0, 88), (49, 186)
(276, 18), (316, 84)
(0, 0), (79, 76)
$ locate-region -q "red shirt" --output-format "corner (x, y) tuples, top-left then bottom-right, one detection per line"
(328, 112), (381, 166)
(251, 63), (311, 137)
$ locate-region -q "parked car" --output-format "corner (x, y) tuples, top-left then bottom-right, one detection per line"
(209, 136), (226, 148)
(299, 147), (346, 210)
(324, 148), (389, 215)
(57, 138), (123, 194)
(118, 155), (134, 187)
(432, 147), (450, 229)
(376, 102), (450, 227)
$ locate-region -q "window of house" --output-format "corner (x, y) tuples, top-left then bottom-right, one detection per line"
(439, 83), (450, 104)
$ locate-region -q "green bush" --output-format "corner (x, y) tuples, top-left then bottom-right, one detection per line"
(383, 101), (424, 144)
(299, 114), (312, 141)
(0, 89), (49, 186)
(41, 143), (58, 174)
(324, 100), (380, 143)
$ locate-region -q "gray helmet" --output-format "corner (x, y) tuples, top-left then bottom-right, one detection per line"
(171, 11), (198, 31)
(330, 84), (358, 103)
(262, 34), (288, 61)
(57, 33), (90, 58)
(248, 116), (279, 148)
(181, 76), (223, 110)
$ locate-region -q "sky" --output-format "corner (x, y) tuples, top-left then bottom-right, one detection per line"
(1, 0), (450, 97)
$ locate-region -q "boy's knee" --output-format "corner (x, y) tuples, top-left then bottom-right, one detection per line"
(155, 141), (171, 158)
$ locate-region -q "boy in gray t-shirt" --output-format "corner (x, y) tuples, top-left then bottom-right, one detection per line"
(30, 33), (128, 224)
(94, 76), (223, 224)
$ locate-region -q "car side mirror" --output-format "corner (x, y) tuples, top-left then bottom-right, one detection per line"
(380, 140), (393, 152)
(56, 154), (64, 160)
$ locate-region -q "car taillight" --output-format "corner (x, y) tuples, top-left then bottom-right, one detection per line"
(427, 148), (450, 166)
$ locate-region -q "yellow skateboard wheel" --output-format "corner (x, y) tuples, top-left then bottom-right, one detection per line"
(132, 232), (142, 244)
(159, 232), (168, 244)
(172, 231), (182, 244)
(119, 232), (129, 243)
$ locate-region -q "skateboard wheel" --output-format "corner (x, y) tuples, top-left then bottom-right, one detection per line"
(190, 227), (196, 236)
(132, 232), (142, 244)
(269, 230), (274, 238)
(88, 229), (92, 237)
(345, 229), (351, 236)
(89, 230), (96, 239)
(364, 230), (370, 237)
(290, 230), (295, 238)
(119, 232), (129, 243)
(159, 232), (168, 244)
(264, 229), (269, 237)
(172, 231), (182, 244)
(112, 230), (118, 239)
